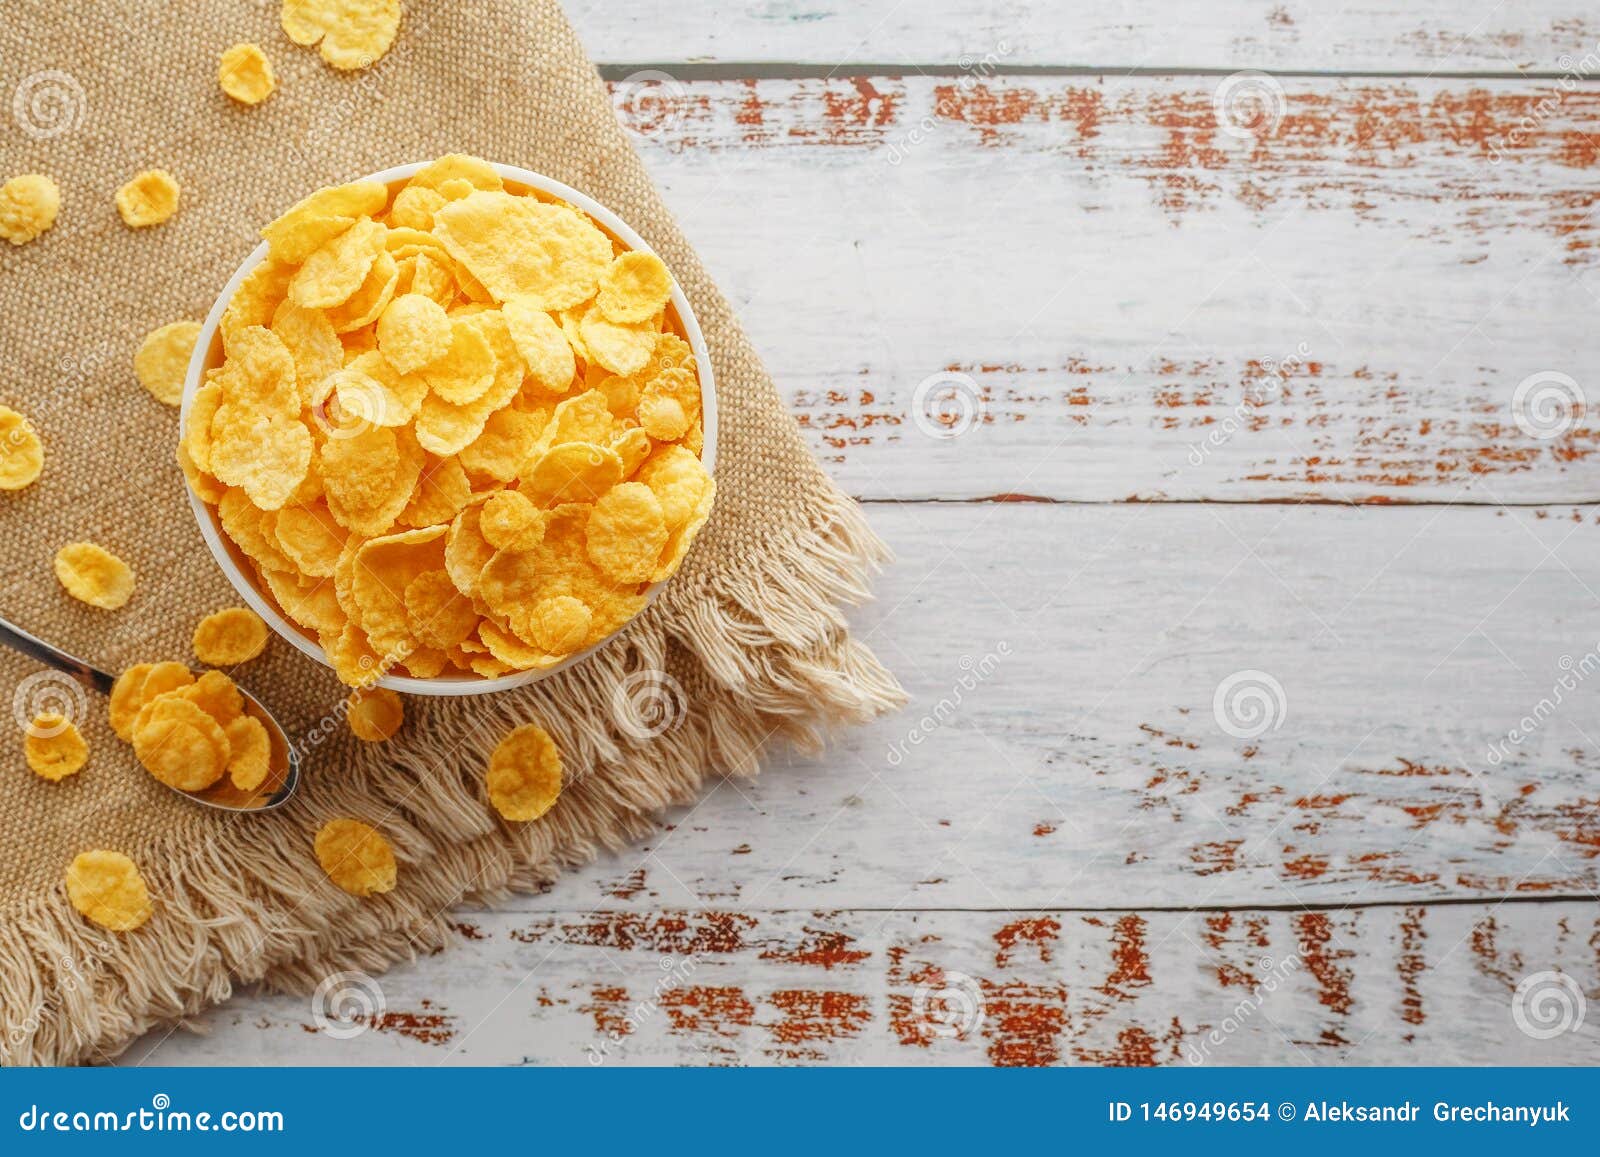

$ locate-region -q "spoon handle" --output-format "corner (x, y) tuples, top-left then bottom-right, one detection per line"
(0, 616), (116, 695)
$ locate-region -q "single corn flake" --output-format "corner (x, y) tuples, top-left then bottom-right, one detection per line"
(115, 169), (181, 228)
(282, 0), (402, 71)
(522, 442), (622, 507)
(193, 607), (270, 666)
(0, 174), (60, 245)
(132, 694), (229, 792)
(486, 723), (563, 821)
(432, 192), (611, 309)
(65, 850), (153, 932)
(218, 42), (276, 104)
(225, 714), (272, 792)
(525, 595), (592, 655)
(596, 251), (673, 324)
(134, 320), (201, 406)
(479, 489), (543, 551)
(109, 661), (194, 740)
(346, 687), (403, 741)
(586, 482), (668, 583)
(375, 292), (451, 374)
(579, 310), (657, 376)
(175, 669), (245, 730)
(0, 407), (44, 490)
(403, 570), (476, 650)
(313, 817), (397, 896)
(502, 298), (575, 394)
(54, 542), (135, 609)
(25, 713), (88, 781)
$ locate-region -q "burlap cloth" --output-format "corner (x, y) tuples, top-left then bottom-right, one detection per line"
(0, 0), (901, 1066)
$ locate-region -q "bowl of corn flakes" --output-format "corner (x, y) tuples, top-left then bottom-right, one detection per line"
(178, 156), (717, 695)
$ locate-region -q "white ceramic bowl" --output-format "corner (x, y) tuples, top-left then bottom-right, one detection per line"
(179, 161), (718, 696)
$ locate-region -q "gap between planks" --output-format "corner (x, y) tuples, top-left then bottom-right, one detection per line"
(856, 496), (1600, 507)
(597, 62), (1600, 83)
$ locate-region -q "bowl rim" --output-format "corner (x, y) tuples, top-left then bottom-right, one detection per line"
(179, 160), (718, 697)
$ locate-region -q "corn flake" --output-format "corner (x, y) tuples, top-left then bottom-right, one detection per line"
(486, 723), (563, 821)
(479, 489), (544, 551)
(313, 818), (397, 895)
(433, 192), (611, 309)
(193, 607), (270, 666)
(25, 714), (88, 781)
(596, 251), (673, 323)
(54, 542), (134, 609)
(281, 0), (402, 71)
(66, 850), (153, 931)
(225, 714), (272, 791)
(115, 169), (180, 228)
(586, 482), (668, 583)
(132, 694), (228, 792)
(0, 174), (59, 245)
(0, 407), (44, 490)
(134, 320), (201, 407)
(376, 292), (452, 373)
(218, 43), (276, 105)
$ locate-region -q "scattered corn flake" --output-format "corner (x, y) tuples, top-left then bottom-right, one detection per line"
(0, 174), (60, 245)
(0, 406), (44, 490)
(132, 694), (228, 792)
(281, 0), (402, 71)
(65, 850), (153, 932)
(115, 169), (180, 228)
(224, 714), (272, 792)
(596, 251), (673, 324)
(134, 320), (201, 406)
(218, 42), (276, 104)
(193, 607), (270, 666)
(54, 542), (135, 609)
(25, 714), (88, 781)
(313, 817), (397, 895)
(486, 722), (563, 821)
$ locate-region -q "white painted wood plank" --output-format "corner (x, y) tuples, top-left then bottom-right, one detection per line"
(617, 75), (1600, 502)
(124, 902), (1600, 1065)
(494, 502), (1600, 912)
(571, 1), (1600, 75)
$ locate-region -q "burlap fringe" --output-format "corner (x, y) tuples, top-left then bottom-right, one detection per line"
(0, 487), (903, 1065)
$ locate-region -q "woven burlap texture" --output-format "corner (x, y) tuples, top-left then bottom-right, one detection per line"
(0, 0), (901, 1065)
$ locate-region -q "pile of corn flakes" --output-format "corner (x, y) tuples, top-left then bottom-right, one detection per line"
(181, 154), (714, 686)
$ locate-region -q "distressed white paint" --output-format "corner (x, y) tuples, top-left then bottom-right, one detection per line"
(602, 74), (1600, 501)
(569, 1), (1600, 74)
(123, 903), (1600, 1066)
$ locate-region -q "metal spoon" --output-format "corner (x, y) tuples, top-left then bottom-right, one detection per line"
(1, 615), (299, 812)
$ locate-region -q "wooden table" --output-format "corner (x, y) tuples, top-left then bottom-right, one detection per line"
(128, 1), (1600, 1066)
